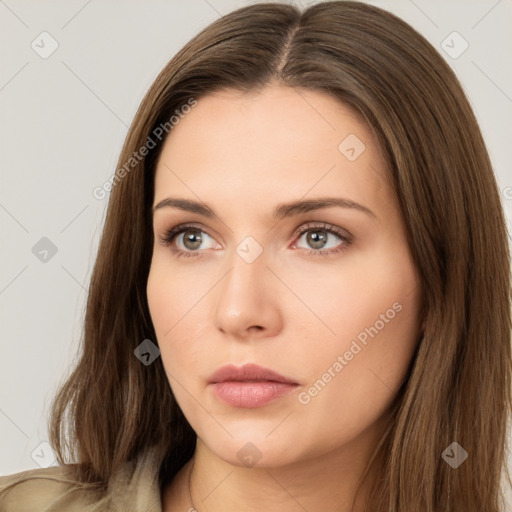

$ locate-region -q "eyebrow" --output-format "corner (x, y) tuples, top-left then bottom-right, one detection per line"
(152, 197), (376, 220)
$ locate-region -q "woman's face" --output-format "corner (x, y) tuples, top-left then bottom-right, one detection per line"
(147, 85), (422, 468)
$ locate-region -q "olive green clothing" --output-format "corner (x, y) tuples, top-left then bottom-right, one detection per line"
(0, 447), (166, 511)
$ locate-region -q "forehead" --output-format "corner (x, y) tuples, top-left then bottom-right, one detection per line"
(153, 85), (390, 217)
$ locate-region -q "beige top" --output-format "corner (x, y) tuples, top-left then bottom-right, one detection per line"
(0, 447), (167, 511)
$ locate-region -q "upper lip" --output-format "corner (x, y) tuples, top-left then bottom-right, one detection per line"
(208, 363), (298, 384)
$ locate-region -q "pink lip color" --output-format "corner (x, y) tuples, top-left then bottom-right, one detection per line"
(208, 363), (299, 408)
(210, 381), (298, 408)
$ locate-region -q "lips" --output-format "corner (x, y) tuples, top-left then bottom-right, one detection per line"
(208, 363), (298, 385)
(208, 363), (299, 408)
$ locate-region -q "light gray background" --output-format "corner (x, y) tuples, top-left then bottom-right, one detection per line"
(1, 0), (511, 502)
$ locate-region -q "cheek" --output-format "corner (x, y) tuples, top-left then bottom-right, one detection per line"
(294, 246), (421, 426)
(147, 261), (184, 367)
(300, 296), (419, 443)
(146, 259), (208, 384)
(147, 261), (173, 335)
(284, 240), (420, 352)
(146, 254), (203, 335)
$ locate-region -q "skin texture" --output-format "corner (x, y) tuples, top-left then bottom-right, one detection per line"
(147, 85), (423, 512)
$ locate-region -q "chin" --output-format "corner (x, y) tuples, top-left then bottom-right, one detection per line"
(199, 429), (311, 469)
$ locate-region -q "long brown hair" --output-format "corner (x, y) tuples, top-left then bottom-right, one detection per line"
(49, 2), (512, 510)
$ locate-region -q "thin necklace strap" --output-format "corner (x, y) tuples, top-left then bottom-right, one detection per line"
(188, 459), (198, 511)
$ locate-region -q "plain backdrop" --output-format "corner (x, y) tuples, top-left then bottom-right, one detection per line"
(1, 0), (511, 502)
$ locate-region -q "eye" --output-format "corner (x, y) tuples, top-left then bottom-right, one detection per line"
(159, 223), (219, 259)
(158, 221), (352, 259)
(292, 222), (352, 257)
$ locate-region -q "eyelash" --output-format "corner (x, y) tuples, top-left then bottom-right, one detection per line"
(158, 222), (352, 259)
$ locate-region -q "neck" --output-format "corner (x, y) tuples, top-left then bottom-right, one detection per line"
(164, 413), (390, 512)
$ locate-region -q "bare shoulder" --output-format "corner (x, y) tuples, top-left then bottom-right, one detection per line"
(0, 465), (103, 512)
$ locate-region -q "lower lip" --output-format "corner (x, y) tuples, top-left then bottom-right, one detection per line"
(210, 381), (298, 408)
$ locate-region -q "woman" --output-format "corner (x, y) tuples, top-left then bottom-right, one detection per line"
(1, 1), (510, 511)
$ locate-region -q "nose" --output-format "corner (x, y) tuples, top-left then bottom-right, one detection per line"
(213, 245), (283, 341)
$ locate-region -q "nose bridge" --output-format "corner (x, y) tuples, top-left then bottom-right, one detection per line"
(221, 226), (268, 290)
(213, 235), (280, 335)
(221, 239), (268, 309)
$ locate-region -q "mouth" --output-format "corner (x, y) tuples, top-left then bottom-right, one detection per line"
(208, 363), (300, 408)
